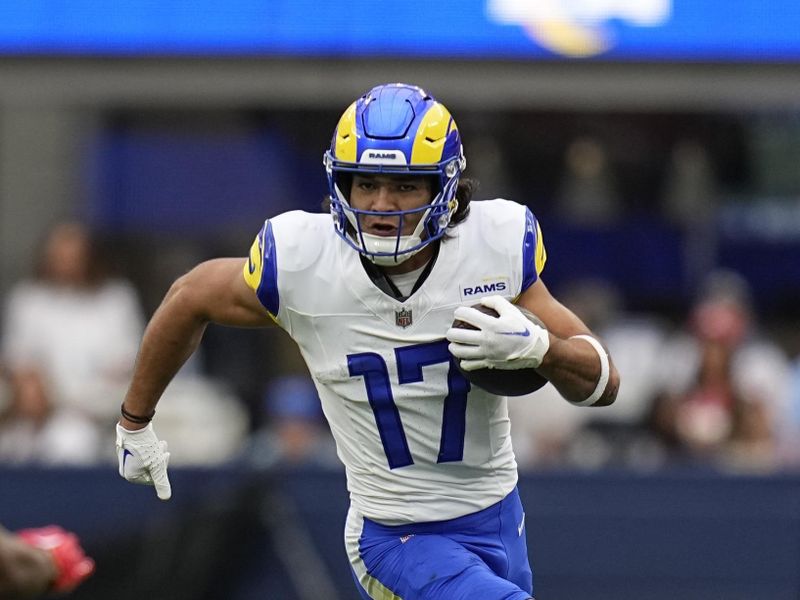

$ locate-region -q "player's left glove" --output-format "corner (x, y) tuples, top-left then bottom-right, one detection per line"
(446, 295), (550, 371)
(17, 526), (95, 593)
(116, 422), (172, 501)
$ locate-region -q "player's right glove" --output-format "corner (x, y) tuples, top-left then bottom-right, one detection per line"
(116, 422), (172, 501)
(447, 295), (550, 371)
(17, 526), (95, 593)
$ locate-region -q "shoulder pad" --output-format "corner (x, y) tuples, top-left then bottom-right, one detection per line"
(269, 211), (330, 272)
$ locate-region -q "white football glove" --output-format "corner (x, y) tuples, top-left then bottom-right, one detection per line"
(116, 423), (172, 501)
(446, 295), (550, 371)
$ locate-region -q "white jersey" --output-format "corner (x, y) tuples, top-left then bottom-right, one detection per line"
(244, 199), (547, 524)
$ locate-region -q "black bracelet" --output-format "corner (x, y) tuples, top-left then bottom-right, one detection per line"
(120, 404), (155, 424)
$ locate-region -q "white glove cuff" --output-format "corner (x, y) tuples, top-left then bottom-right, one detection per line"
(523, 326), (550, 369)
(118, 422), (152, 434)
(568, 335), (609, 406)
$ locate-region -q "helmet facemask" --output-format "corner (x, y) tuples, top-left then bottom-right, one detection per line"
(324, 83), (466, 266)
(327, 157), (464, 266)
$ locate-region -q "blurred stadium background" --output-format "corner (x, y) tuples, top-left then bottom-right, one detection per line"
(1, 1), (800, 599)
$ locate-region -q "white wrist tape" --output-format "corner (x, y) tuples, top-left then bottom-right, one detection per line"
(568, 335), (610, 406)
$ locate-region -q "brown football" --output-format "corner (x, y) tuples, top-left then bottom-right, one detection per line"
(451, 303), (549, 396)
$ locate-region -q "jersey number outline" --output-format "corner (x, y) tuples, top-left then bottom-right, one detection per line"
(347, 339), (471, 469)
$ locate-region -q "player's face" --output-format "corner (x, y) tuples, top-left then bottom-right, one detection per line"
(349, 174), (434, 237)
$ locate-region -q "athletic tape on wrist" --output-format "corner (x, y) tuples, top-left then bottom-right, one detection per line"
(568, 335), (609, 406)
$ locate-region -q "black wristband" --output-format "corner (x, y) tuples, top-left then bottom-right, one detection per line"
(120, 404), (155, 424)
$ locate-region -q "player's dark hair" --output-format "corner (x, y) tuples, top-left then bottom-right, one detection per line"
(449, 177), (476, 227)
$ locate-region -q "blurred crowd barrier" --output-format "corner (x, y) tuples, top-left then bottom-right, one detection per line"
(510, 269), (799, 474)
(2, 465), (798, 600)
(0, 220), (248, 467)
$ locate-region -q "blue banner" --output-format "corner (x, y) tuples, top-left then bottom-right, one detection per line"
(0, 0), (798, 60)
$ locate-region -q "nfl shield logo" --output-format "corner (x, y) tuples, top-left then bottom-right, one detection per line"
(395, 307), (413, 328)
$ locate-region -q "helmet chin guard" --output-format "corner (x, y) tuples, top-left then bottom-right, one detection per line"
(325, 83), (466, 264)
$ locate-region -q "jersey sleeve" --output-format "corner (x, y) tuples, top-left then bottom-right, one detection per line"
(242, 219), (280, 316)
(520, 207), (547, 293)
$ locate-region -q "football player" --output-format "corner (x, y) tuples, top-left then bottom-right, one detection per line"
(116, 83), (619, 600)
(0, 525), (94, 599)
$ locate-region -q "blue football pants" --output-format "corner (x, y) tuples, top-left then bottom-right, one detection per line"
(346, 487), (534, 600)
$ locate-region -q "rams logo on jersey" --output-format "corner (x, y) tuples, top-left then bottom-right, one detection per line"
(460, 279), (510, 301)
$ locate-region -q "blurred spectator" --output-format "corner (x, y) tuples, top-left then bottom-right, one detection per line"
(649, 270), (791, 472)
(246, 375), (338, 469)
(508, 383), (590, 470)
(661, 138), (720, 292)
(555, 136), (622, 226)
(0, 221), (144, 463)
(661, 139), (719, 228)
(149, 375), (250, 466)
(0, 368), (99, 465)
(510, 278), (670, 470)
(557, 279), (669, 427)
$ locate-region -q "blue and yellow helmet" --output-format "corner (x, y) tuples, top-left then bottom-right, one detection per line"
(324, 83), (466, 265)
